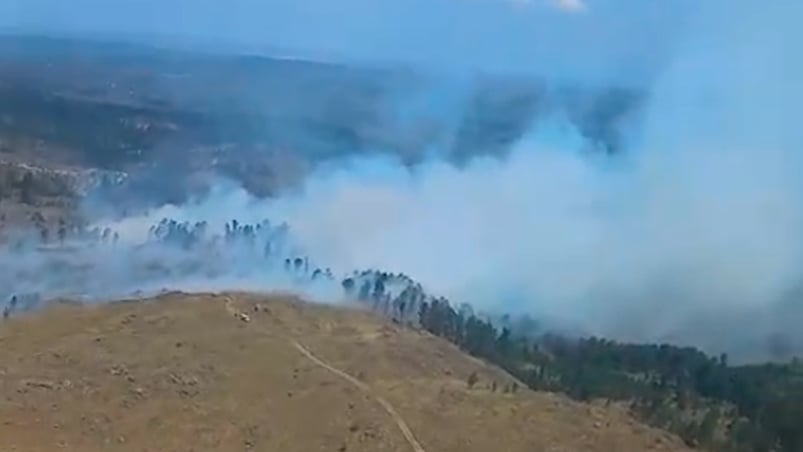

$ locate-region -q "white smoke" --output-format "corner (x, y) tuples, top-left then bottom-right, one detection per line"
(97, 0), (803, 361)
(551, 0), (587, 13)
(3, 0), (802, 362)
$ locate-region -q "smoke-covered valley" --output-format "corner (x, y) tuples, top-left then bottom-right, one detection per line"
(1, 1), (802, 364)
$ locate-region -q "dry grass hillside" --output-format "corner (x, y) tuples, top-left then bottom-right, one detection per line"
(0, 292), (697, 452)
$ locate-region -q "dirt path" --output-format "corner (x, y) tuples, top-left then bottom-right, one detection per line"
(290, 339), (427, 452)
(223, 296), (426, 452)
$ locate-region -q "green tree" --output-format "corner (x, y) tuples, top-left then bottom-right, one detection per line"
(19, 171), (36, 205)
(467, 372), (479, 390)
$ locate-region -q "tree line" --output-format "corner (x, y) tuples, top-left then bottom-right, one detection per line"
(345, 270), (803, 452)
(2, 213), (801, 451)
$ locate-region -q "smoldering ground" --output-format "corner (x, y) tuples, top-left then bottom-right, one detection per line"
(3, 1), (802, 362)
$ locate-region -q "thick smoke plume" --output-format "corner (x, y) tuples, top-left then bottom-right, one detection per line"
(3, 1), (802, 363)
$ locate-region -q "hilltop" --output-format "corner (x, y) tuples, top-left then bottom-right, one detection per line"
(0, 292), (692, 452)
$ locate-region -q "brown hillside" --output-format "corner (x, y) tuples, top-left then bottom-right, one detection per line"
(0, 292), (696, 452)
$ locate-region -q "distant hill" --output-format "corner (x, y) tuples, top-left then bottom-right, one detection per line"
(0, 292), (693, 452)
(0, 34), (643, 207)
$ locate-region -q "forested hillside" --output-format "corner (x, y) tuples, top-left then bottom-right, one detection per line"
(345, 271), (803, 452)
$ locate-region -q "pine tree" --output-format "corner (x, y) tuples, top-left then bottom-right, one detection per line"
(467, 372), (478, 389)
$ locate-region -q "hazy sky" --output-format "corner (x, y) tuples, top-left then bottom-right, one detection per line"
(0, 0), (692, 81)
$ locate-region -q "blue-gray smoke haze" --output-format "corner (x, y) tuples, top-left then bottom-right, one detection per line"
(3, 0), (803, 362)
(1, 0), (687, 84)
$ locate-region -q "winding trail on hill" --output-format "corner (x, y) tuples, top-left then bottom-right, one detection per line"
(290, 339), (427, 452)
(222, 296), (426, 452)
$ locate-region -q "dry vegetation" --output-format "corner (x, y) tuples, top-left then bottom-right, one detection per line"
(0, 292), (694, 451)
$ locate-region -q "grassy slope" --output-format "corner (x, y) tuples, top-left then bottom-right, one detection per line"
(0, 292), (695, 452)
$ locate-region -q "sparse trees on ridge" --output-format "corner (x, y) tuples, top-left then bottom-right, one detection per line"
(339, 268), (803, 452)
(2, 212), (801, 452)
